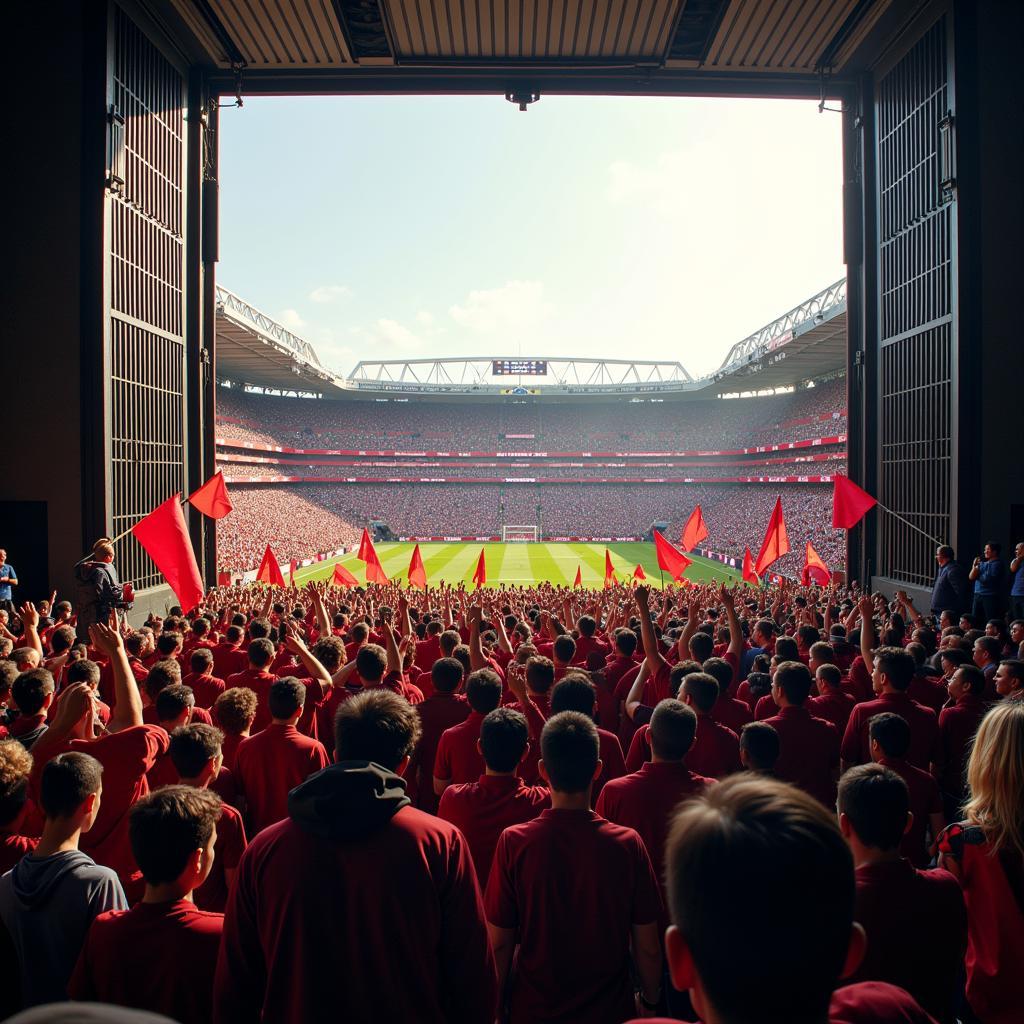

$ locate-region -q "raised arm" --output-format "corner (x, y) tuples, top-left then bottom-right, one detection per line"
(633, 586), (668, 674)
(283, 624), (333, 699)
(17, 603), (42, 659)
(858, 595), (876, 668)
(720, 586), (744, 662)
(90, 619), (143, 731)
(624, 660), (651, 721)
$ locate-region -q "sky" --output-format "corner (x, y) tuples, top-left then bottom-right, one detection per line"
(218, 94), (844, 380)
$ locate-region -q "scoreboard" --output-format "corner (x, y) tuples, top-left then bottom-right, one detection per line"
(492, 359), (547, 376)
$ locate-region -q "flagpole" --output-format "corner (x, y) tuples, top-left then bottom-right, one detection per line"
(102, 496), (190, 551)
(874, 502), (945, 547)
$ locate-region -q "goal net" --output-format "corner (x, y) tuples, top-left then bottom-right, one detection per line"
(502, 524), (538, 543)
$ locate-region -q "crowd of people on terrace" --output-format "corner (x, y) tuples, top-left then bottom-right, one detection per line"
(0, 535), (1023, 1023)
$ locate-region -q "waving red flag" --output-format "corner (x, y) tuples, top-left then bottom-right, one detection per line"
(754, 498), (790, 576)
(653, 529), (693, 582)
(288, 560), (297, 586)
(742, 547), (760, 585)
(832, 474), (877, 529)
(472, 548), (487, 588)
(256, 545), (286, 588)
(364, 553), (389, 586)
(357, 528), (375, 561)
(131, 495), (205, 613)
(604, 549), (616, 588)
(680, 505), (709, 552)
(187, 471), (233, 520)
(573, 565), (582, 588)
(632, 564), (647, 583)
(408, 544), (427, 589)
(801, 542), (831, 587)
(332, 562), (360, 587)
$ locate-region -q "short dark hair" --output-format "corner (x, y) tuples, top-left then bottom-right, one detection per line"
(552, 635), (576, 664)
(701, 657), (734, 696)
(774, 637), (799, 661)
(431, 657), (464, 694)
(129, 785), (222, 885)
(268, 677), (305, 719)
(215, 687), (258, 734)
(954, 664), (986, 695)
(689, 632), (714, 663)
(526, 656), (556, 694)
(168, 723), (224, 778)
(190, 647), (214, 673)
(682, 672), (719, 713)
(999, 659), (1024, 684)
(665, 776), (854, 1022)
(550, 675), (597, 717)
(50, 625), (77, 655)
(614, 629), (638, 657)
(465, 669), (503, 714)
(479, 707), (530, 772)
(145, 660), (182, 701)
(0, 661), (18, 694)
(740, 722), (780, 771)
(156, 633), (182, 657)
(773, 661), (813, 705)
(12, 669), (55, 716)
(355, 643), (387, 683)
(816, 663), (842, 689)
(334, 689), (422, 770)
(0, 740), (33, 825)
(838, 763), (909, 851)
(540, 711), (599, 794)
(809, 641), (836, 665)
(247, 638), (275, 669)
(40, 752), (103, 819)
(937, 545), (955, 560)
(156, 684), (195, 723)
(873, 647), (915, 691)
(649, 700), (698, 761)
(974, 636), (1000, 660)
(66, 659), (101, 688)
(868, 712), (911, 759)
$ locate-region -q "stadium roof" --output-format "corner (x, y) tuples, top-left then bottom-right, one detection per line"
(215, 277), (846, 398)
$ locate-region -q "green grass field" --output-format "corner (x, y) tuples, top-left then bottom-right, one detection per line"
(293, 542), (744, 589)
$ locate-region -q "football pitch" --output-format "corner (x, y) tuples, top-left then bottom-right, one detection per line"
(294, 542), (744, 589)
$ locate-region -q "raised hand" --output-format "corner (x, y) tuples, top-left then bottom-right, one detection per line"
(89, 619), (125, 657)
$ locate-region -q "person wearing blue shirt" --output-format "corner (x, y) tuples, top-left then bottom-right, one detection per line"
(969, 542), (1007, 622)
(0, 550), (17, 608)
(1010, 542), (1024, 621)
(931, 545), (970, 619)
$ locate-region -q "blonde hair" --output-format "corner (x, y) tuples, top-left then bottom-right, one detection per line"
(963, 701), (1024, 858)
(93, 538), (115, 560)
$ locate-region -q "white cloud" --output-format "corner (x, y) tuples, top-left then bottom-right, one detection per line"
(308, 284), (353, 304)
(415, 310), (434, 326)
(449, 280), (549, 334)
(368, 318), (424, 352)
(277, 308), (306, 331)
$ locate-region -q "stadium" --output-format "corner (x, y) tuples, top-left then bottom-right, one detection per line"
(215, 279), (848, 585)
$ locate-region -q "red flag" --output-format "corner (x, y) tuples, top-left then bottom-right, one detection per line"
(357, 528), (375, 561)
(332, 562), (360, 587)
(472, 548), (487, 588)
(288, 559), (297, 586)
(754, 498), (790, 576)
(801, 542), (831, 587)
(653, 529), (693, 582)
(573, 565), (582, 588)
(742, 547), (760, 585)
(632, 564), (646, 583)
(357, 529), (389, 584)
(604, 549), (616, 588)
(256, 545), (286, 588)
(217, 571), (232, 587)
(680, 505), (709, 552)
(408, 544), (427, 589)
(131, 495), (205, 612)
(832, 474), (877, 529)
(187, 471), (233, 520)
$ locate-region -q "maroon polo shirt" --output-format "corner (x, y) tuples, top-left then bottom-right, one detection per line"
(212, 642), (248, 680)
(182, 671), (226, 710)
(763, 705), (840, 807)
(485, 808), (662, 1024)
(907, 674), (948, 716)
(841, 692), (940, 770)
(594, 727), (627, 801)
(193, 799), (247, 913)
(809, 689), (856, 733)
(754, 692), (780, 720)
(937, 693), (986, 798)
(434, 710), (487, 785)
(850, 859), (966, 1022)
(574, 634), (610, 665)
(70, 899), (223, 1024)
(712, 694), (753, 735)
(877, 755), (944, 868)
(411, 692), (470, 812)
(225, 668), (278, 733)
(681, 714), (741, 779)
(437, 774), (550, 886)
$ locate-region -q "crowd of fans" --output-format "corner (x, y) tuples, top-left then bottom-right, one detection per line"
(0, 556), (1022, 1022)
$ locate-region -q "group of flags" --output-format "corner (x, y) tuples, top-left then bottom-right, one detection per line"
(130, 469), (882, 610)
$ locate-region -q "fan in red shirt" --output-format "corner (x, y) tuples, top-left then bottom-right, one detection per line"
(234, 678), (329, 836)
(437, 706), (549, 886)
(182, 647), (225, 710)
(211, 625), (248, 679)
(572, 614), (610, 666)
(147, 685), (202, 790)
(738, 720), (780, 776)
(433, 668), (503, 797)
(214, 688), (496, 1024)
(167, 723), (247, 912)
(837, 763), (966, 1022)
(937, 664), (987, 817)
(408, 657), (469, 812)
(225, 639), (278, 734)
(676, 672), (741, 779)
(702, 657), (752, 735)
(624, 774), (937, 1024)
(0, 740), (38, 873)
(809, 663), (857, 733)
(69, 785), (223, 1024)
(485, 711), (663, 1023)
(213, 687), (257, 771)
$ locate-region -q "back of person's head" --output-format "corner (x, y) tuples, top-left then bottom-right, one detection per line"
(701, 657), (734, 697)
(816, 663), (842, 690)
(754, 618), (776, 641)
(439, 629), (461, 656)
(452, 645), (471, 675)
(350, 622), (370, 644)
(0, 740), (33, 826)
(124, 631), (146, 658)
(248, 617), (271, 641)
(746, 671), (772, 702)
(874, 646), (915, 691)
(92, 538), (115, 561)
(156, 633), (182, 658)
(334, 689), (422, 771)
(10, 649), (39, 672)
(50, 625), (77, 655)
(40, 752), (103, 820)
(247, 637), (275, 670)
(525, 656), (555, 695)
(809, 641), (836, 666)
(740, 722), (780, 772)
(774, 636), (799, 661)
(975, 635), (1000, 662)
(12, 669), (55, 716)
(540, 711), (599, 794)
(838, 763), (909, 851)
(614, 628), (638, 657)
(269, 677), (306, 720)
(431, 657), (464, 694)
(129, 785), (221, 885)
(552, 634), (576, 665)
(682, 672), (719, 713)
(145, 660), (182, 702)
(868, 712), (911, 759)
(550, 674), (597, 717)
(797, 624), (820, 649)
(214, 687), (258, 736)
(905, 642), (926, 668)
(664, 775), (856, 1022)
(355, 643), (387, 683)
(66, 659), (101, 688)
(191, 617), (210, 638)
(190, 647), (214, 675)
(465, 669), (503, 714)
(668, 660), (702, 695)
(689, 632), (714, 663)
(156, 684), (195, 724)
(225, 624), (243, 644)
(577, 615), (597, 638)
(168, 723), (224, 779)
(650, 700), (698, 761)
(964, 699), (1024, 857)
(773, 661), (813, 705)
(479, 707), (529, 772)
(0, 661), (18, 697)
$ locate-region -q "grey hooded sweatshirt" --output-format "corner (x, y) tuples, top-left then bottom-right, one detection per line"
(0, 850), (126, 1007)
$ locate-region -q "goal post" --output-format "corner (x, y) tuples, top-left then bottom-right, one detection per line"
(502, 524), (538, 543)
